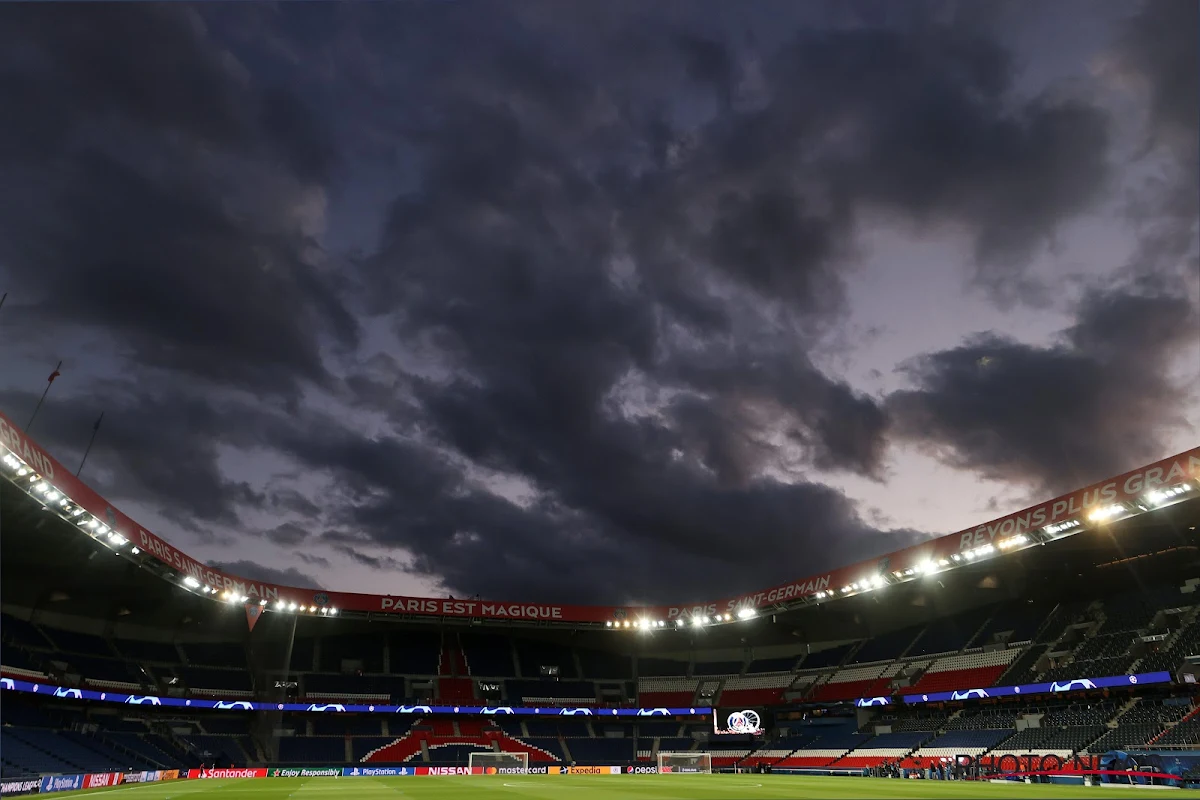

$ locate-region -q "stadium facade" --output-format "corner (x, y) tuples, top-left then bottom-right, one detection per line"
(1, 408), (1199, 788)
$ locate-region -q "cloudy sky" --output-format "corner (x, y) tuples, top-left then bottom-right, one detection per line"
(1, 0), (1196, 606)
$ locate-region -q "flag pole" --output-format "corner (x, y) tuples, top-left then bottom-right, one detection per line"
(0, 292), (7, 315)
(25, 361), (62, 433)
(77, 412), (104, 477)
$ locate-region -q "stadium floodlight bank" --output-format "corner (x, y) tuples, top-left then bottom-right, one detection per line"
(658, 752), (712, 774)
(468, 752), (529, 774)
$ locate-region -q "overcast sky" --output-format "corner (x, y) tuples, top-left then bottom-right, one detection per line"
(0, 0), (1196, 606)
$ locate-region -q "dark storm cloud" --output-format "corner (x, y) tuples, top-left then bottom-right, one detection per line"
(0, 3), (355, 398)
(262, 522), (311, 547)
(316, 6), (1114, 596)
(1106, 0), (1199, 280)
(888, 283), (1199, 495)
(260, 415), (923, 603)
(0, 387), (269, 533)
(0, 3), (1166, 604)
(1110, 0), (1198, 160)
(209, 560), (319, 590)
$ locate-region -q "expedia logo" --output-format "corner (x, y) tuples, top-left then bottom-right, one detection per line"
(314, 593), (329, 606)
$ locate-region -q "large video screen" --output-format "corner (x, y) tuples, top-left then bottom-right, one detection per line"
(712, 707), (766, 735)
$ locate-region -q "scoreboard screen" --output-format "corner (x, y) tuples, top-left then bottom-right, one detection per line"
(712, 708), (766, 735)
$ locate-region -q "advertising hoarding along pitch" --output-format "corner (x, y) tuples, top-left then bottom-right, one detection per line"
(1, 407), (1197, 625)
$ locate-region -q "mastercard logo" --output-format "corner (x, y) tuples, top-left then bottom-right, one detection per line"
(486, 767), (497, 775)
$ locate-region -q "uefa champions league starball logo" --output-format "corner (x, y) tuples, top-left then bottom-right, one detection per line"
(725, 710), (761, 734)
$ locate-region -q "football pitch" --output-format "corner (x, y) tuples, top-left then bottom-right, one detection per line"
(46, 775), (1166, 799)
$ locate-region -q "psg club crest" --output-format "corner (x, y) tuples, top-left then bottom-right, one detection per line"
(313, 593), (329, 606)
(245, 604), (262, 632)
(612, 609), (627, 620)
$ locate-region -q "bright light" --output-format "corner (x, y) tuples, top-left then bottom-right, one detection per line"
(288, 603), (298, 611)
(36, 482), (49, 493)
(320, 607), (328, 615)
(45, 491), (59, 502)
(737, 608), (756, 620)
(260, 599), (268, 606)
(605, 621), (612, 627)
(1147, 485), (1189, 506)
(840, 586), (852, 594)
(1088, 504), (1124, 522)
(871, 575), (886, 588)
(71, 508), (83, 516)
(242, 596), (251, 604)
(329, 608), (338, 616)
(130, 547), (140, 555)
(937, 559), (949, 567)
(184, 577), (201, 589)
(917, 561), (936, 575)
(276, 600), (286, 609)
(108, 532), (127, 546)
(692, 617), (703, 627)
(308, 605), (316, 612)
(87, 519), (99, 529)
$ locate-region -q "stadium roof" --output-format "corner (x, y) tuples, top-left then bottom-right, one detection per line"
(2, 407), (1198, 634)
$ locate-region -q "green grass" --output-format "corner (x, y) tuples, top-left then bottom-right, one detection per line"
(50, 774), (1161, 799)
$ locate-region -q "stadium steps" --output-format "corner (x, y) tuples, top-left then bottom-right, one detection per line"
(963, 609), (999, 651)
(700, 679), (725, 707)
(509, 640), (522, 678)
(561, 738), (573, 763)
(572, 649), (585, 684)
(1148, 704), (1200, 746)
(1110, 696), (1141, 725)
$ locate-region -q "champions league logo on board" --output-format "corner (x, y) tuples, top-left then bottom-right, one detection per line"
(213, 700), (254, 710)
(1051, 679), (1096, 693)
(611, 608), (627, 620)
(313, 593), (329, 606)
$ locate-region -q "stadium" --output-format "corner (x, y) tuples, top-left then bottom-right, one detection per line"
(1, 411), (1199, 799)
